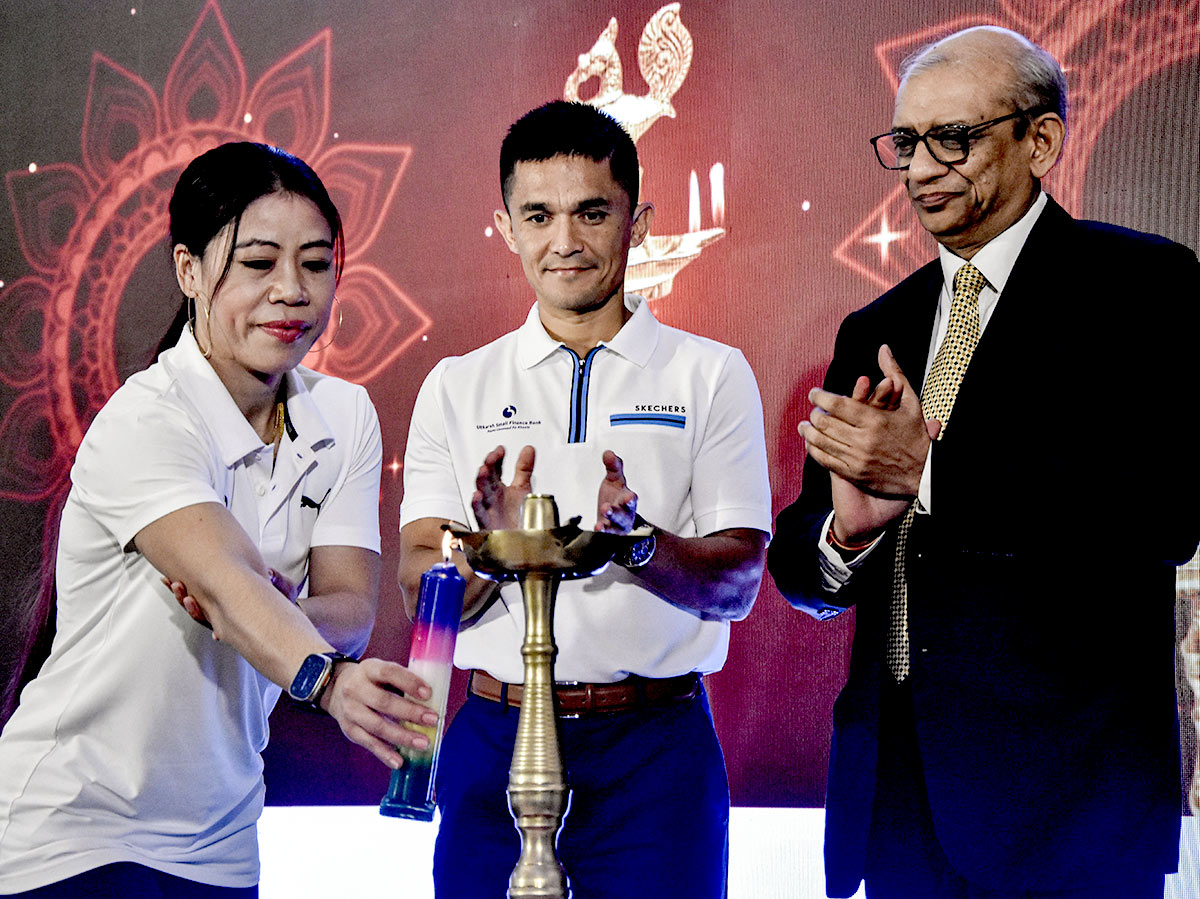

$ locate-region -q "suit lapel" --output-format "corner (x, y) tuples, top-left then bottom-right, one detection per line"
(968, 198), (1072, 364)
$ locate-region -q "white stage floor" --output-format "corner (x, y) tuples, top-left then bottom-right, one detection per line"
(259, 807), (1199, 898)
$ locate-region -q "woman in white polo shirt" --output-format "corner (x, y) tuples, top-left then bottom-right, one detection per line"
(0, 143), (435, 897)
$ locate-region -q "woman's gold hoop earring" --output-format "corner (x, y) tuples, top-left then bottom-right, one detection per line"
(309, 295), (343, 354)
(187, 295), (213, 359)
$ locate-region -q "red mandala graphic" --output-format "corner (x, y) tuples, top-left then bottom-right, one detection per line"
(0, 0), (430, 511)
(835, 0), (1200, 288)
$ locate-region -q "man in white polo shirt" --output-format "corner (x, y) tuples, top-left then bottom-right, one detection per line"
(398, 100), (771, 898)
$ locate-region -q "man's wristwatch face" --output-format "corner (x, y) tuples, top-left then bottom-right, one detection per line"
(622, 533), (656, 569)
(288, 653), (333, 703)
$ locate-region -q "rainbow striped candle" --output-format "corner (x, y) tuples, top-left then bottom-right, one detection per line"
(379, 537), (466, 821)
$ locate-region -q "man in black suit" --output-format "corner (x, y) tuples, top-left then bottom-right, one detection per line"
(769, 25), (1200, 898)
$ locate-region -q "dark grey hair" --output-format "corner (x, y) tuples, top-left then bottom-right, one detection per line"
(899, 26), (1068, 128)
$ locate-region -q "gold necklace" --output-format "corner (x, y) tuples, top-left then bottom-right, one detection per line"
(271, 400), (286, 465)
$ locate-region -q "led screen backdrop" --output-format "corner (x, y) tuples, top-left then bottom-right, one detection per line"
(1, 0), (1197, 810)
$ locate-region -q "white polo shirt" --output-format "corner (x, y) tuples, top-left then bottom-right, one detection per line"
(0, 329), (381, 891)
(401, 295), (771, 683)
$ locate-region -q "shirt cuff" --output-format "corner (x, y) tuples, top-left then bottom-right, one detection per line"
(916, 443), (933, 514)
(817, 510), (884, 593)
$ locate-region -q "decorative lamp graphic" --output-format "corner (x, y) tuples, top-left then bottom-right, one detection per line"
(564, 3), (724, 302)
(449, 496), (650, 899)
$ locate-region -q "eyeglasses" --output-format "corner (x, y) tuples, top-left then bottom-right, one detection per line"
(870, 110), (1031, 170)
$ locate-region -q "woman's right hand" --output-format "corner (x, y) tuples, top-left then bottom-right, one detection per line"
(320, 659), (439, 769)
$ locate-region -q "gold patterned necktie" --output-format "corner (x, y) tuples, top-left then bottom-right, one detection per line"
(887, 261), (987, 680)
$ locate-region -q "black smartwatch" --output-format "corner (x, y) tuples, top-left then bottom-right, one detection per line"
(288, 652), (357, 709)
(619, 515), (657, 570)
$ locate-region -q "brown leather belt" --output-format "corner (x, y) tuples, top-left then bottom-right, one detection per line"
(468, 670), (701, 718)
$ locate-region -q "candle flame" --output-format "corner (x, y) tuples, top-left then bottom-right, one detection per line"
(441, 528), (456, 563)
(710, 163), (725, 227)
(688, 170), (701, 233)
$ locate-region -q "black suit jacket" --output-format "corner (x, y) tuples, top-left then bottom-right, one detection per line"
(770, 198), (1200, 895)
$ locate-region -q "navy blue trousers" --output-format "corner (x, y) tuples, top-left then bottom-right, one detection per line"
(433, 687), (729, 899)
